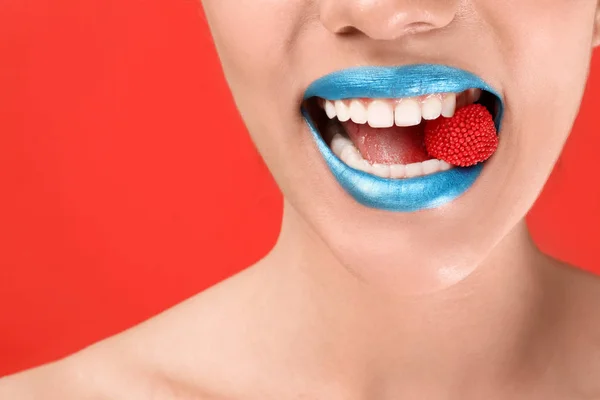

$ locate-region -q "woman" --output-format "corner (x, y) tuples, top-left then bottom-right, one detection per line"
(2, 0), (600, 398)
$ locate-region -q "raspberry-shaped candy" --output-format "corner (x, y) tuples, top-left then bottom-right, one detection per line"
(424, 104), (498, 167)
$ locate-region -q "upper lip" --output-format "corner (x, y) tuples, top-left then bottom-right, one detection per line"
(303, 64), (504, 130)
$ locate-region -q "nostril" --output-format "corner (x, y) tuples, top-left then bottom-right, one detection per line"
(319, 0), (459, 41)
(334, 25), (361, 36)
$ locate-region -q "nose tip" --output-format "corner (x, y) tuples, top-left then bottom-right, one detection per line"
(320, 0), (459, 41)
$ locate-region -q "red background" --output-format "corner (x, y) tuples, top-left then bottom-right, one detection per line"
(1, 1), (599, 376)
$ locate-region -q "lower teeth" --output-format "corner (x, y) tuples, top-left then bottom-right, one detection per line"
(330, 134), (453, 179)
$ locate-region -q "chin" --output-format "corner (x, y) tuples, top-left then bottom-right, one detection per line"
(307, 201), (504, 294)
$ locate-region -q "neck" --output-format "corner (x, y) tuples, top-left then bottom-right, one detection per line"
(264, 200), (555, 395)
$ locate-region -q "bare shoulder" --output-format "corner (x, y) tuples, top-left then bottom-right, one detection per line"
(0, 362), (65, 400)
(0, 264), (272, 400)
(0, 352), (127, 400)
(0, 339), (168, 400)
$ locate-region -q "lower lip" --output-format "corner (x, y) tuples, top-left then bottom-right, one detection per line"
(302, 109), (483, 212)
(302, 64), (502, 213)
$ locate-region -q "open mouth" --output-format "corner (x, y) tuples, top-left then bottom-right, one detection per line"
(304, 89), (500, 179)
(301, 64), (504, 212)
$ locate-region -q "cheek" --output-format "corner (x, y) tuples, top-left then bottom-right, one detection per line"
(203, 13), (269, 87)
(492, 3), (594, 186)
(201, 1), (307, 168)
(201, 1), (303, 89)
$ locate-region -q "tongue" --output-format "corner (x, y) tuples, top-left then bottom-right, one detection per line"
(342, 120), (432, 165)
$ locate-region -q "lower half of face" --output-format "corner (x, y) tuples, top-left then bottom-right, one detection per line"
(202, 0), (598, 293)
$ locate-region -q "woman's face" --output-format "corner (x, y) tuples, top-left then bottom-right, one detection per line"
(201, 1), (599, 292)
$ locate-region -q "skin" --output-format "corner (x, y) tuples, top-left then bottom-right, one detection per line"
(3, 0), (600, 399)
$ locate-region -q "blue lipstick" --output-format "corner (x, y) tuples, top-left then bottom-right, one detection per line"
(302, 64), (504, 213)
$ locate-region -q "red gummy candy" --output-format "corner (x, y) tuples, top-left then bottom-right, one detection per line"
(424, 104), (498, 167)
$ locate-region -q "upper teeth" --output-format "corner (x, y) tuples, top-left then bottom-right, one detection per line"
(323, 90), (481, 128)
